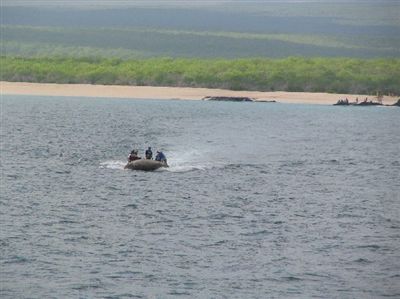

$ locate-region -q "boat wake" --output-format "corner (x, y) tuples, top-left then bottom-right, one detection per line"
(166, 161), (220, 173)
(163, 149), (223, 172)
(99, 159), (220, 173)
(99, 160), (126, 170)
(100, 149), (225, 173)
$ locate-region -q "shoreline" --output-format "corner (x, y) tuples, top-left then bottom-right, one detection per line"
(1, 81), (398, 105)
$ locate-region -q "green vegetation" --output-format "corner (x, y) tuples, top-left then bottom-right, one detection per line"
(2, 56), (399, 95)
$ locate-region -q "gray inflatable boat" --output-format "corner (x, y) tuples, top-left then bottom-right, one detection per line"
(124, 159), (168, 171)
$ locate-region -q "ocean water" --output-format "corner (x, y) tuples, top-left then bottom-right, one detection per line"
(1, 95), (399, 298)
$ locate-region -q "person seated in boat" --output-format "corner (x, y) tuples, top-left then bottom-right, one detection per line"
(155, 151), (167, 163)
(145, 147), (153, 159)
(128, 149), (141, 162)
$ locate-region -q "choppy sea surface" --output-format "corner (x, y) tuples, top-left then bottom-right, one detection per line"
(1, 95), (399, 298)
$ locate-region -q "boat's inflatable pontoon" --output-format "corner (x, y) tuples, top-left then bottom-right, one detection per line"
(124, 159), (168, 171)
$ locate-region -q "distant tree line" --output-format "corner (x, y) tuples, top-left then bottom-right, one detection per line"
(1, 56), (399, 95)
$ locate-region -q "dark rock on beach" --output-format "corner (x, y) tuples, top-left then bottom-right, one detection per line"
(202, 96), (253, 102)
(256, 100), (277, 103)
(357, 101), (382, 106)
(334, 100), (350, 106)
(334, 99), (384, 106)
(392, 99), (400, 106)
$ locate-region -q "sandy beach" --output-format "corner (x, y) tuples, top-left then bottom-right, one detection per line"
(1, 81), (398, 105)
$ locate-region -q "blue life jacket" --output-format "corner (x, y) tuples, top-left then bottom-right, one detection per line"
(155, 152), (166, 161)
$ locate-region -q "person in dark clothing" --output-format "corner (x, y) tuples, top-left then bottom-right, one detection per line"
(155, 151), (167, 163)
(145, 147), (153, 159)
(128, 149), (141, 162)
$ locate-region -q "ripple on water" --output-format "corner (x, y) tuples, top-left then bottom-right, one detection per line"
(2, 96), (400, 298)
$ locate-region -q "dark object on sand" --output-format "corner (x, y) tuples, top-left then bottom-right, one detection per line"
(203, 96), (253, 102)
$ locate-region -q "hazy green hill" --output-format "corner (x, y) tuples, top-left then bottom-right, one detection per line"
(2, 26), (399, 59)
(3, 2), (399, 31)
(2, 2), (399, 59)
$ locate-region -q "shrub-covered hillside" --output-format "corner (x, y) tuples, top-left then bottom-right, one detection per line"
(2, 57), (399, 95)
